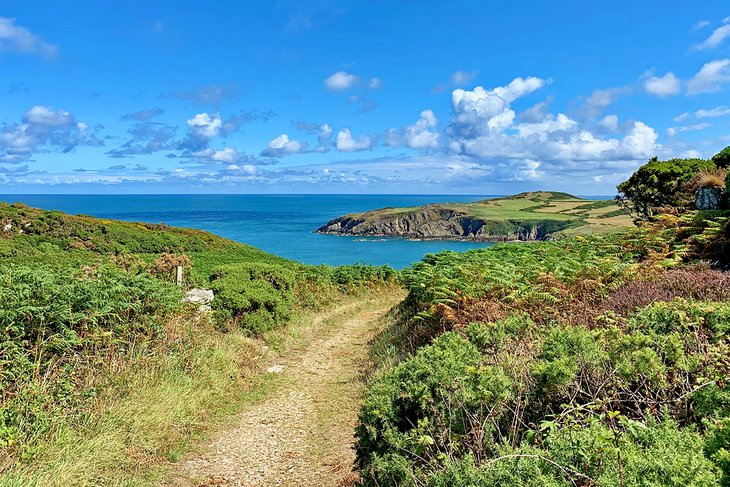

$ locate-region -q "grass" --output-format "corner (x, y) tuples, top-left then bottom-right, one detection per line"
(0, 202), (401, 486)
(1, 292), (403, 487)
(327, 191), (633, 239)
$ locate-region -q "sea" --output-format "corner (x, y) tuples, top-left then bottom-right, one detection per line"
(1, 194), (502, 269)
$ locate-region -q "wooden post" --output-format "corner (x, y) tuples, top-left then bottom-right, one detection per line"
(175, 265), (183, 286)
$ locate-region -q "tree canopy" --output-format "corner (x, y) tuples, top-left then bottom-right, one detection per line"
(616, 156), (715, 218)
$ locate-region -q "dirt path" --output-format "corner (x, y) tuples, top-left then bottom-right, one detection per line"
(164, 295), (401, 487)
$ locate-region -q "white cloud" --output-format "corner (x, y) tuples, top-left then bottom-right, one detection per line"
(262, 133), (307, 157)
(24, 105), (74, 126)
(514, 160), (543, 181)
(643, 72), (681, 97)
(695, 24), (730, 50)
(519, 99), (552, 123)
(451, 70), (478, 86)
(368, 77), (383, 89)
(314, 123), (333, 152)
(598, 114), (619, 132)
(666, 123), (711, 137)
(186, 113), (222, 138)
(687, 59), (730, 94)
(695, 106), (730, 118)
(673, 112), (691, 122)
(581, 87), (629, 116)
(336, 128), (374, 152)
(0, 105), (97, 163)
(693, 20), (710, 30)
(324, 71), (359, 91)
(210, 147), (244, 163)
(385, 109), (440, 150)
(450, 77), (548, 137)
(0, 17), (57, 57)
(515, 113), (577, 139)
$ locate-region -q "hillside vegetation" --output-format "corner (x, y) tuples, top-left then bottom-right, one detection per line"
(317, 191), (633, 241)
(355, 149), (730, 486)
(0, 201), (397, 485)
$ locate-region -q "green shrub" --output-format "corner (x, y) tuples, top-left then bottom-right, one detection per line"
(616, 156), (716, 218)
(210, 262), (296, 333)
(714, 146), (730, 170)
(0, 264), (182, 450)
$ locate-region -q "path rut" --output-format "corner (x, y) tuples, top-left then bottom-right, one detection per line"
(165, 296), (400, 487)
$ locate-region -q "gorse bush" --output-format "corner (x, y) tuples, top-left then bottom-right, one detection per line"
(210, 262), (297, 333)
(357, 230), (730, 485)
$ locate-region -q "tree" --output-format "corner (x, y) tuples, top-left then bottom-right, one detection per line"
(712, 146), (730, 169)
(616, 156), (715, 219)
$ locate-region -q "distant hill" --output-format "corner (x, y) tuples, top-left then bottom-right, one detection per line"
(317, 191), (633, 241)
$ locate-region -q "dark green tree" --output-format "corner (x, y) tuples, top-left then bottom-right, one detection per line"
(616, 156), (715, 219)
(712, 145), (730, 169)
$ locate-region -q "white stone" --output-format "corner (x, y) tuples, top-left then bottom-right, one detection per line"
(183, 288), (214, 305)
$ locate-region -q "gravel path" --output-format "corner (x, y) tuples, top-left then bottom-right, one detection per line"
(164, 296), (400, 487)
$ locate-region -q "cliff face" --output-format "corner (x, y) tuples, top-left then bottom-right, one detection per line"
(317, 206), (558, 241)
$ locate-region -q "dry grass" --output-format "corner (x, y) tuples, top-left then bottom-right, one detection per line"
(1, 313), (271, 486)
(690, 168), (728, 190)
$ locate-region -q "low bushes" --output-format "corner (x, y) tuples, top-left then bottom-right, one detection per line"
(357, 230), (730, 485)
(0, 264), (182, 453)
(357, 300), (730, 485)
(209, 262), (399, 332)
(210, 262), (297, 333)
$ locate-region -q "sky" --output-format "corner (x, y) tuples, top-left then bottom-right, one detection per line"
(1, 1), (730, 195)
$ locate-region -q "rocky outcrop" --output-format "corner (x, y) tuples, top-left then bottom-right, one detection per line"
(317, 206), (563, 241)
(695, 187), (726, 210)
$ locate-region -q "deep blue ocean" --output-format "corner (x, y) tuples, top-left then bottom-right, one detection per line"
(1, 194), (502, 269)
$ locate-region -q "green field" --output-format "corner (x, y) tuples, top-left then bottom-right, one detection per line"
(322, 191), (635, 239)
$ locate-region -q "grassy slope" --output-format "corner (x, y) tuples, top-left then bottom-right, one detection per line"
(0, 201), (399, 486)
(335, 191), (634, 237)
(0, 201), (292, 281)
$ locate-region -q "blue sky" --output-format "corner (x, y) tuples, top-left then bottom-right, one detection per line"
(1, 1), (730, 194)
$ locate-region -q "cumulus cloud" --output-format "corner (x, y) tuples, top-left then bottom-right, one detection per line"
(161, 83), (242, 107)
(687, 59), (730, 94)
(324, 71), (358, 91)
(261, 134), (307, 157)
(187, 112), (222, 138)
(695, 24), (730, 50)
(385, 109), (440, 150)
(0, 105), (99, 163)
(643, 72), (681, 97)
(111, 108), (272, 158)
(0, 17), (58, 57)
(336, 128), (374, 151)
(444, 77), (659, 173)
(519, 98), (553, 123)
(449, 77), (547, 138)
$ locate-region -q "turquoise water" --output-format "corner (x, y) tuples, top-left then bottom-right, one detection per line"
(1, 194), (499, 268)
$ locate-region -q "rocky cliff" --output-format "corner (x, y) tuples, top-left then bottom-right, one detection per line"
(317, 205), (566, 241)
